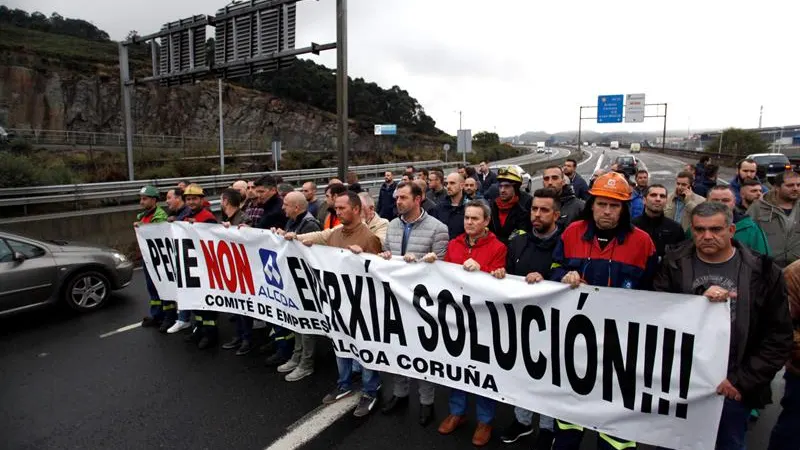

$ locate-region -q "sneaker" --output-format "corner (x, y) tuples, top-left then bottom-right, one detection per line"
(285, 366), (314, 382)
(158, 320), (174, 334)
(167, 320), (191, 334)
(277, 359), (299, 373)
(222, 337), (242, 350)
(500, 419), (533, 444)
(353, 394), (377, 417)
(184, 328), (202, 343)
(253, 320), (267, 329)
(197, 335), (218, 350)
(322, 386), (353, 404)
(235, 340), (252, 356)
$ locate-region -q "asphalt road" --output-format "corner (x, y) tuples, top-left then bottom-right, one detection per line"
(0, 149), (783, 450)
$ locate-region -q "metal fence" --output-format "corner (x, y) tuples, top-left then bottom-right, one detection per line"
(0, 160), (458, 209)
(7, 128), (260, 150)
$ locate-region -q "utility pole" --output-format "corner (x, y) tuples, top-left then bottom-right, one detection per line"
(758, 105), (763, 129)
(118, 42), (135, 180)
(718, 129), (724, 154)
(459, 111), (466, 165)
(336, 0), (348, 181)
(218, 78), (225, 175)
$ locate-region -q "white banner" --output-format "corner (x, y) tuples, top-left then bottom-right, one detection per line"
(136, 222), (729, 450)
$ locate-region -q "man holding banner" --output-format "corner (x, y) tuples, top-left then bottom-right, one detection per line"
(429, 200), (506, 446)
(292, 191), (383, 417)
(379, 180), (449, 426)
(551, 171), (658, 450)
(655, 201), (792, 450)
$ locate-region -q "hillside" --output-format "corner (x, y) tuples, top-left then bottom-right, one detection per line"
(0, 6), (444, 146)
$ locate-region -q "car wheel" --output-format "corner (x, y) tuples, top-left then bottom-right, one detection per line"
(64, 271), (111, 312)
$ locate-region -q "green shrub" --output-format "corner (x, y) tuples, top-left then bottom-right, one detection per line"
(9, 138), (33, 154)
(0, 152), (38, 187)
(138, 164), (178, 181)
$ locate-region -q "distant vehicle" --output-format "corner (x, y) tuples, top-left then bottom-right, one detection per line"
(746, 153), (792, 182)
(545, 147), (553, 155)
(583, 142), (589, 147)
(490, 164), (533, 193)
(630, 143), (641, 153)
(536, 142), (546, 153)
(613, 155), (641, 177)
(591, 143), (597, 148)
(0, 231), (134, 317)
(610, 141), (620, 150)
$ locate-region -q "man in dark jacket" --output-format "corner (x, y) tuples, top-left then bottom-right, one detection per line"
(431, 172), (469, 239)
(563, 158), (589, 200)
(632, 184), (686, 259)
(426, 170), (448, 206)
(730, 158), (769, 204)
(477, 160), (498, 195)
(255, 175), (288, 230)
(541, 165), (584, 229)
(693, 163), (719, 198)
(415, 179), (438, 212)
(654, 201), (792, 450)
(494, 187), (562, 449)
(377, 171), (398, 220)
(489, 166), (532, 245)
(275, 191), (322, 382)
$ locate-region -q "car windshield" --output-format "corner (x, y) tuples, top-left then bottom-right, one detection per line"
(616, 157), (634, 164)
(753, 155), (789, 165)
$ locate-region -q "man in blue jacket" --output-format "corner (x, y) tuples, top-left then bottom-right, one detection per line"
(377, 171), (397, 220)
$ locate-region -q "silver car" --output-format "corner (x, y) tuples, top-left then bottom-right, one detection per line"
(0, 231), (134, 317)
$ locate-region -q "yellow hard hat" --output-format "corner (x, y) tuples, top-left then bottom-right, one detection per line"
(182, 183), (205, 197)
(496, 166), (523, 184)
(588, 172), (631, 201)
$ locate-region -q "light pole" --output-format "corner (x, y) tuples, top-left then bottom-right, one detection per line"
(718, 129), (724, 154)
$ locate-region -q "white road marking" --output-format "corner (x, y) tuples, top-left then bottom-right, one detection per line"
(99, 322), (142, 338)
(264, 395), (360, 450)
(134, 267), (144, 272)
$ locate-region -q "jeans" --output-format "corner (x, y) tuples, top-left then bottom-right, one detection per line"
(716, 398), (751, 450)
(235, 315), (254, 341)
(514, 407), (554, 431)
(337, 356), (380, 397)
(449, 390), (496, 424)
(177, 309), (191, 322)
(769, 372), (800, 450)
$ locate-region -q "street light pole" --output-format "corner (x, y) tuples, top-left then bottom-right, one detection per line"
(218, 78), (225, 175)
(336, 0), (348, 181)
(718, 129), (724, 154)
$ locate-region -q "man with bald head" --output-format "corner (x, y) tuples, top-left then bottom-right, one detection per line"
(302, 181), (325, 219)
(415, 179), (437, 212)
(231, 180), (248, 200)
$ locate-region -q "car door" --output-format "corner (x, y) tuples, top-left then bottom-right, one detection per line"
(0, 238), (58, 313)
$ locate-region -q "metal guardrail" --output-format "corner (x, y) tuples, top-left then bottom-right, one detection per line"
(0, 160), (459, 208)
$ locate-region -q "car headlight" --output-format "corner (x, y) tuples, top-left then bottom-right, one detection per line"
(112, 252), (128, 263)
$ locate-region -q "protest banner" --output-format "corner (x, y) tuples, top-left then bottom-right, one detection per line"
(136, 222), (729, 449)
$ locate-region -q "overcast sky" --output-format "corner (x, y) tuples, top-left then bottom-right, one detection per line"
(9, 0), (800, 136)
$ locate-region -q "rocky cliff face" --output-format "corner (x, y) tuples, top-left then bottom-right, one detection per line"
(0, 55), (433, 153)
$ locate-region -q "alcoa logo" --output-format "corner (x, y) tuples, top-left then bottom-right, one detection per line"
(606, 178), (617, 187)
(259, 249), (284, 290)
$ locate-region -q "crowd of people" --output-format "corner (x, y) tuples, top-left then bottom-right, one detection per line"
(133, 157), (800, 450)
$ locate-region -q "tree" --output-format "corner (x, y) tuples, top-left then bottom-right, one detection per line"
(704, 128), (768, 156)
(473, 131), (500, 147)
(126, 30), (140, 41)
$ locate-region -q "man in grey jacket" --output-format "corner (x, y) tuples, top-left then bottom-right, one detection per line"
(748, 170), (800, 267)
(379, 181), (449, 427)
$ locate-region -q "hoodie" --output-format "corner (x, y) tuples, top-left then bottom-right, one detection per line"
(558, 185), (585, 229)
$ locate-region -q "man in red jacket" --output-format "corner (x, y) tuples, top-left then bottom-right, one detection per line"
(423, 200), (506, 447)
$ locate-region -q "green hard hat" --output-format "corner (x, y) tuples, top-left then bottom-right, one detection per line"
(139, 185), (159, 198)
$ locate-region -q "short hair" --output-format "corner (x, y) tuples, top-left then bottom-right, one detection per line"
(737, 158), (757, 170)
(274, 175), (284, 183)
(326, 183), (348, 196)
(406, 165), (415, 172)
(465, 200), (491, 219)
(358, 191), (374, 208)
(676, 171), (694, 185)
(741, 178), (762, 188)
(691, 201), (732, 226)
(533, 188), (562, 210)
(170, 188), (184, 198)
(278, 183), (295, 194)
(254, 175), (278, 188)
(544, 165), (563, 173)
(565, 158), (578, 166)
(429, 169), (443, 181)
(775, 170), (800, 187)
(178, 179), (191, 186)
(418, 168), (429, 177)
(636, 169), (649, 177)
(341, 191), (362, 210)
(699, 156), (711, 164)
(465, 166), (477, 177)
(645, 184), (667, 196)
(705, 164), (719, 178)
(221, 188), (242, 208)
(396, 181), (424, 199)
(709, 185), (734, 196)
(303, 181), (317, 190)
(480, 160), (490, 165)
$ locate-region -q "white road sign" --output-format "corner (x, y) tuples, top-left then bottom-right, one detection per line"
(625, 93), (646, 123)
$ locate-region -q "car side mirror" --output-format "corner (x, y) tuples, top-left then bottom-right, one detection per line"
(13, 251), (26, 262)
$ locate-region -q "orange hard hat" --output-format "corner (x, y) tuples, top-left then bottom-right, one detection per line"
(588, 171), (631, 202)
